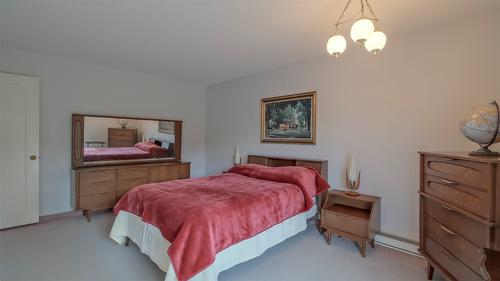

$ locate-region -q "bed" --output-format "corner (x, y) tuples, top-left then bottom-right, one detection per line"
(83, 141), (171, 162)
(110, 156), (329, 281)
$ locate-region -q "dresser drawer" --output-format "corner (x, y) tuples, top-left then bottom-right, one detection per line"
(424, 237), (484, 281)
(110, 134), (134, 141)
(79, 192), (116, 210)
(422, 197), (488, 248)
(149, 164), (190, 182)
(117, 167), (148, 191)
(321, 210), (366, 238)
(424, 156), (490, 190)
(423, 174), (490, 219)
(424, 216), (486, 277)
(109, 129), (134, 137)
(116, 189), (129, 200)
(109, 140), (135, 147)
(79, 170), (116, 195)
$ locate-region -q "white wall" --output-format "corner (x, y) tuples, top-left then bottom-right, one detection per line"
(205, 12), (500, 241)
(0, 47), (206, 216)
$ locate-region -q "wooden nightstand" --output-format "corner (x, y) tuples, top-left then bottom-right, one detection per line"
(320, 189), (380, 257)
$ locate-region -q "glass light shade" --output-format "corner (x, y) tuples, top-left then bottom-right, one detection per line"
(327, 35), (347, 58)
(365, 31), (387, 55)
(350, 18), (374, 43)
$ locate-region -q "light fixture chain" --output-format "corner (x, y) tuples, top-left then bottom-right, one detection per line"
(336, 0), (353, 28)
(363, 0), (378, 22)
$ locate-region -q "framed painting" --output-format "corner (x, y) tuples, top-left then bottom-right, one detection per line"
(260, 91), (316, 144)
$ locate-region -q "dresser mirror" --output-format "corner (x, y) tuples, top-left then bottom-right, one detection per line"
(72, 114), (182, 168)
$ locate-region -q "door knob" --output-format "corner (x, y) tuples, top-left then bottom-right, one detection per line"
(30, 155), (37, 160)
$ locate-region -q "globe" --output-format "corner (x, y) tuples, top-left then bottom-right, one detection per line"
(460, 101), (500, 156)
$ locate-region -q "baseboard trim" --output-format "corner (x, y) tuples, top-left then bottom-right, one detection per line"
(39, 209), (114, 222)
(39, 210), (81, 222)
(374, 232), (422, 257)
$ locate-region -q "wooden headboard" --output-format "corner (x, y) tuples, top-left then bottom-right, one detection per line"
(247, 155), (328, 180)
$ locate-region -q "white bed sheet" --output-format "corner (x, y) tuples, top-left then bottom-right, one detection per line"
(110, 205), (317, 281)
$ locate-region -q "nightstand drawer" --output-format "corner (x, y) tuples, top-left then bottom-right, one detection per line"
(425, 216), (486, 277)
(321, 210), (367, 237)
(424, 237), (484, 281)
(423, 174), (490, 219)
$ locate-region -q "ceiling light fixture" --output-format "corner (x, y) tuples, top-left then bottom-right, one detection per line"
(326, 0), (386, 57)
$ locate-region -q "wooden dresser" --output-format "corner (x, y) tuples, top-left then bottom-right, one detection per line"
(72, 161), (190, 221)
(108, 128), (137, 147)
(419, 152), (500, 281)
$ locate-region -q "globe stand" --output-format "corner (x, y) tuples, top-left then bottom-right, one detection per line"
(470, 146), (500, 157)
(468, 100), (499, 157)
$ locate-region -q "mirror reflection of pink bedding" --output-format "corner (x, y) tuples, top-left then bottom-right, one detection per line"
(84, 141), (170, 162)
(84, 147), (152, 162)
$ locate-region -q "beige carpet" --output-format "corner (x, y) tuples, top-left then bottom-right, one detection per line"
(0, 212), (441, 281)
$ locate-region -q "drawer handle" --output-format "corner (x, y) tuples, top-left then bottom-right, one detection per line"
(440, 225), (458, 236)
(439, 178), (457, 185)
(90, 180), (112, 185)
(440, 204), (456, 212)
(440, 157), (456, 161)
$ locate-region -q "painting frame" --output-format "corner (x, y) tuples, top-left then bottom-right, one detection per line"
(260, 91), (316, 144)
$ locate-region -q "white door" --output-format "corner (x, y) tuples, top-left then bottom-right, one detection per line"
(0, 72), (39, 229)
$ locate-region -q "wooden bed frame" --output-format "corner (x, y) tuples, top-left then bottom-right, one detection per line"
(247, 155), (328, 179)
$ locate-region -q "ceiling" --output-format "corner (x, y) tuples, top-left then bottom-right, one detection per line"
(1, 0), (499, 85)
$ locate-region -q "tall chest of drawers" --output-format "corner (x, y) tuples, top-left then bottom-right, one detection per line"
(108, 128), (138, 147)
(419, 152), (500, 281)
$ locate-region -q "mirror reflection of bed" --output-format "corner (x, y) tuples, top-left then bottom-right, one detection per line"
(83, 116), (175, 163)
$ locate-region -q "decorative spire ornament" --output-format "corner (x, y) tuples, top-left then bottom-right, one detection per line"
(234, 145), (241, 165)
(346, 154), (361, 196)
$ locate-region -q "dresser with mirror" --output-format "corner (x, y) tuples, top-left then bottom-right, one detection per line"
(71, 114), (190, 221)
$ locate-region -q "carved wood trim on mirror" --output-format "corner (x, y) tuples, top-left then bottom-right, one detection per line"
(72, 114), (85, 168)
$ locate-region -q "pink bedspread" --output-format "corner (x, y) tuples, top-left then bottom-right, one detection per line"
(113, 164), (329, 281)
(83, 147), (151, 162)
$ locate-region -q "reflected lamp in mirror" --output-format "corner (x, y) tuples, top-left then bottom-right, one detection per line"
(118, 119), (129, 128)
